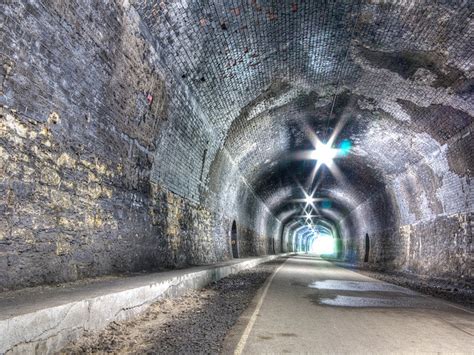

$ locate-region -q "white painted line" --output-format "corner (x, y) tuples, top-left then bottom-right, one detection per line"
(233, 258), (289, 355)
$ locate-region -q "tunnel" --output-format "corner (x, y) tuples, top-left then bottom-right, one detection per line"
(0, 0), (473, 353)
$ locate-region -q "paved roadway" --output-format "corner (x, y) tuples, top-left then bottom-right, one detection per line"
(226, 255), (473, 354)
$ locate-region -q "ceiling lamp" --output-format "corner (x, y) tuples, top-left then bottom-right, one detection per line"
(309, 141), (339, 167)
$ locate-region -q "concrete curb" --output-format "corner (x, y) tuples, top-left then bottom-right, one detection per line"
(0, 254), (288, 354)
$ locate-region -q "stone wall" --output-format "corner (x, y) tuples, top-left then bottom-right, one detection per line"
(0, 1), (280, 291)
(1, 1), (165, 289)
(339, 127), (473, 282)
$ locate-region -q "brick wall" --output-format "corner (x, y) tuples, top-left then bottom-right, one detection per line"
(0, 1), (280, 291)
(339, 127), (473, 281)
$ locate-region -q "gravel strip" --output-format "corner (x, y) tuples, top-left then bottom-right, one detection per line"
(61, 259), (285, 354)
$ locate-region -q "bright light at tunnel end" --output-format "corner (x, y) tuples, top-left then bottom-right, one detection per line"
(311, 235), (335, 255)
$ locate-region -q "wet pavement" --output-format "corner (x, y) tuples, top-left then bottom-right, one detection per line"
(225, 255), (473, 354)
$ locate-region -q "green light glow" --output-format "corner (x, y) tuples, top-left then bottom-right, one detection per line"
(339, 139), (352, 156)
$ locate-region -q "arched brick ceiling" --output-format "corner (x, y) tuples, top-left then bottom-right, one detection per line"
(132, 0), (472, 135)
(133, 0), (473, 225)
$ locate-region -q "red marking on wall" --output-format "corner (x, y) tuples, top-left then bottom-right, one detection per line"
(267, 11), (278, 21)
(199, 18), (208, 26)
(230, 7), (240, 16)
(291, 3), (298, 13)
(147, 94), (153, 105)
(251, 0), (262, 12)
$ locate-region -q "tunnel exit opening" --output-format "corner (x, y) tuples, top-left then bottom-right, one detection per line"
(310, 235), (336, 255)
(364, 233), (370, 262)
(231, 221), (239, 258)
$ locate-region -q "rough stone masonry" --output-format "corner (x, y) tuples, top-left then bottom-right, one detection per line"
(0, 0), (472, 294)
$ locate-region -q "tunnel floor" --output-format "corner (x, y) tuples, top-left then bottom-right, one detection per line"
(61, 259), (285, 354)
(60, 255), (473, 354)
(225, 255), (473, 354)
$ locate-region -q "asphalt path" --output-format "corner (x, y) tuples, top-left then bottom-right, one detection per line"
(225, 255), (473, 354)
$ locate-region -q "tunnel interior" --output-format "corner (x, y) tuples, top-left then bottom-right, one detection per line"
(0, 0), (472, 297)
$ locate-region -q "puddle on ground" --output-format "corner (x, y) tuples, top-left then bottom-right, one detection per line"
(305, 280), (431, 308)
(291, 280), (310, 288)
(317, 295), (425, 308)
(308, 280), (417, 295)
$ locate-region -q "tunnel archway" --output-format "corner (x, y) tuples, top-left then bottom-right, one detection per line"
(0, 0), (471, 303)
(1, 2), (473, 353)
(231, 221), (239, 259)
